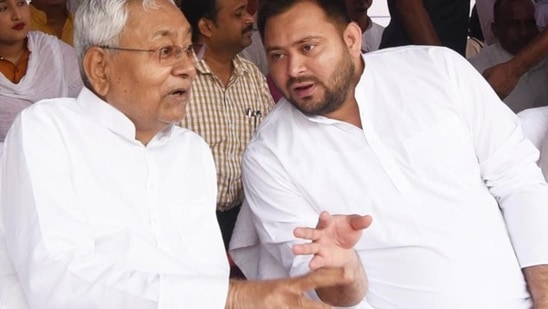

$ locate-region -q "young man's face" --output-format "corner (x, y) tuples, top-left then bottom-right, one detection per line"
(264, 1), (360, 117)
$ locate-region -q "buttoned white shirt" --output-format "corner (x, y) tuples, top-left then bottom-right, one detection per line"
(233, 46), (548, 309)
(0, 88), (229, 308)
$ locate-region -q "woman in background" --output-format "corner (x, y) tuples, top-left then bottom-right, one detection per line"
(0, 0), (82, 147)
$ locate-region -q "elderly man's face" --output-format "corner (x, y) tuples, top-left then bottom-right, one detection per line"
(102, 0), (196, 143)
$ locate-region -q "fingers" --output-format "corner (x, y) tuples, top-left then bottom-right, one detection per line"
(294, 226), (322, 241)
(294, 267), (351, 292)
(348, 214), (373, 230)
(293, 241), (321, 255)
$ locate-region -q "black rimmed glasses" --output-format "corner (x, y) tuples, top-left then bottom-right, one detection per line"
(99, 43), (206, 66)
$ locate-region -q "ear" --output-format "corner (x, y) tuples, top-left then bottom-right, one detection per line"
(343, 21), (363, 57)
(83, 46), (110, 97)
(198, 17), (214, 39)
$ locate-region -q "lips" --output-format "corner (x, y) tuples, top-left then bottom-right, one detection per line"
(12, 22), (26, 30)
(291, 82), (316, 98)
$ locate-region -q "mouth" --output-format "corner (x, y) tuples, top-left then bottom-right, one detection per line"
(291, 82), (316, 98)
(168, 87), (190, 101)
(12, 22), (26, 30)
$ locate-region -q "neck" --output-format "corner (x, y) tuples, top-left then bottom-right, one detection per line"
(202, 46), (238, 87)
(0, 39), (27, 64)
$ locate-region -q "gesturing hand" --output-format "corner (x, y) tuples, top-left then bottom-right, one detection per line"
(292, 211), (372, 270)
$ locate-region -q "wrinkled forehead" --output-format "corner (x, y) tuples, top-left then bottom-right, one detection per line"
(122, 0), (192, 43)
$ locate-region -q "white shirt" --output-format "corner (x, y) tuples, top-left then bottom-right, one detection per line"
(232, 46), (548, 309)
(469, 42), (548, 113)
(362, 21), (385, 53)
(0, 88), (229, 308)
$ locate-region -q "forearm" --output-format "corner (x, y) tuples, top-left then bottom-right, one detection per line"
(508, 29), (548, 78)
(395, 0), (441, 45)
(316, 250), (366, 307)
(523, 264), (548, 308)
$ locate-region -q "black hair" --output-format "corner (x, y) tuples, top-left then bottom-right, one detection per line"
(257, 0), (352, 40)
(178, 0), (219, 42)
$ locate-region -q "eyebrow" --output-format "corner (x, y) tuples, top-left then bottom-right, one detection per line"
(265, 36), (322, 53)
(150, 27), (192, 41)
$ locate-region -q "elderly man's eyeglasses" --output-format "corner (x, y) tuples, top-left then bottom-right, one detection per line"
(99, 43), (206, 66)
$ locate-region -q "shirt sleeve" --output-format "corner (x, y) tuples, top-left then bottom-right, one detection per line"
(0, 108), (228, 308)
(242, 143), (320, 287)
(446, 48), (548, 268)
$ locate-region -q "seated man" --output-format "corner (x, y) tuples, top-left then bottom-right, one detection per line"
(231, 0), (548, 308)
(0, 0), (368, 307)
(469, 0), (547, 113)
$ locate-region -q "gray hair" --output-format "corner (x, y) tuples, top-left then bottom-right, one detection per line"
(74, 0), (175, 86)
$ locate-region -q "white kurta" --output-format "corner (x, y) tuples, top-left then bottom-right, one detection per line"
(362, 21), (385, 53)
(231, 46), (548, 309)
(468, 43), (548, 113)
(0, 88), (229, 308)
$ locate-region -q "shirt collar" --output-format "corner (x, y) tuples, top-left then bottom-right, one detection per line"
(76, 87), (175, 146)
(195, 54), (251, 77)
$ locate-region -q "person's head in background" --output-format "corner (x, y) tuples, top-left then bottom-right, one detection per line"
(179, 0), (254, 56)
(343, 0), (372, 33)
(492, 0), (538, 55)
(257, 0), (363, 118)
(74, 0), (197, 145)
(0, 0), (31, 63)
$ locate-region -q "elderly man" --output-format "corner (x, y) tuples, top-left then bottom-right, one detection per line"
(469, 0), (547, 113)
(230, 0), (548, 308)
(0, 0), (368, 307)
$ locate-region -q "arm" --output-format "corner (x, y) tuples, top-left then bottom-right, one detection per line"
(393, 0), (441, 46)
(523, 265), (548, 309)
(242, 147), (369, 307)
(483, 29), (548, 98)
(292, 211), (371, 306)
(447, 49), (548, 306)
(225, 267), (354, 309)
(0, 107), (228, 308)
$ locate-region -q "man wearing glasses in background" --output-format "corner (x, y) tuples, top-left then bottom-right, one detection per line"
(0, 0), (369, 307)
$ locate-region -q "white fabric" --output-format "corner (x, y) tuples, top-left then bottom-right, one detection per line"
(362, 21), (385, 52)
(231, 46), (548, 309)
(0, 88), (229, 309)
(0, 31), (83, 142)
(536, 0), (548, 30)
(469, 42), (548, 113)
(518, 106), (548, 150)
(519, 106), (548, 182)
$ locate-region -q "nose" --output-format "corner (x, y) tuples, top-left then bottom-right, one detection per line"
(287, 53), (306, 77)
(245, 11), (255, 26)
(172, 55), (197, 81)
(11, 6), (22, 21)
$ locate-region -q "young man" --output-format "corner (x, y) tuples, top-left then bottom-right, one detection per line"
(231, 0), (548, 308)
(0, 0), (368, 307)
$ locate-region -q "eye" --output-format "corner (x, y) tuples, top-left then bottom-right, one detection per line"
(0, 6), (8, 12)
(268, 52), (285, 62)
(158, 46), (174, 59)
(302, 43), (316, 53)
